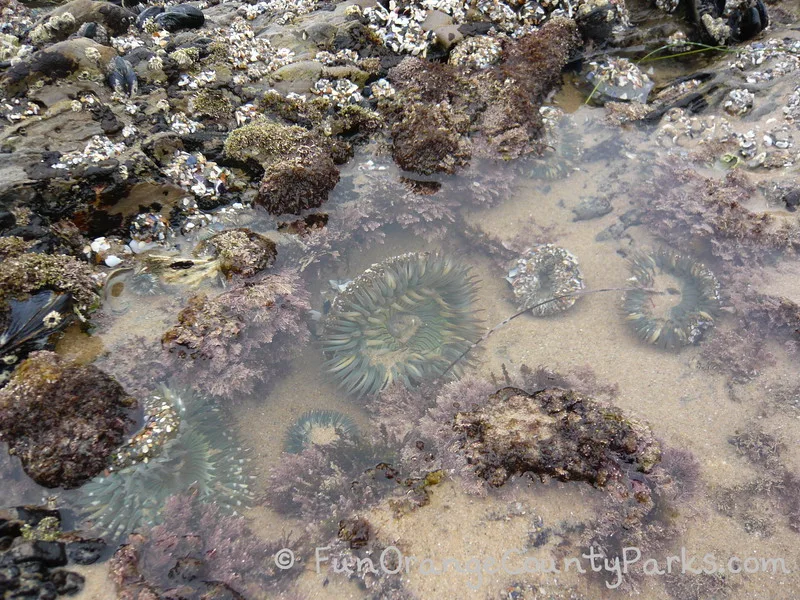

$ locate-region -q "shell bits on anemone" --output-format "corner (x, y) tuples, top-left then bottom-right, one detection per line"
(284, 409), (359, 454)
(321, 252), (484, 398)
(622, 249), (721, 350)
(78, 385), (252, 540)
(506, 244), (585, 316)
(527, 108), (583, 181)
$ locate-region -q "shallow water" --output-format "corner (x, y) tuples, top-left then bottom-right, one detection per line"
(3, 26), (800, 600)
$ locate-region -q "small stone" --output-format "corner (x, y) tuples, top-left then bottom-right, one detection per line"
(168, 556), (205, 582)
(8, 541), (67, 568)
(65, 539), (105, 565)
(572, 196), (612, 221)
(49, 570), (84, 595)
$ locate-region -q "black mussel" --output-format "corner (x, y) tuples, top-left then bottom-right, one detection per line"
(107, 55), (138, 96)
(76, 22), (109, 44)
(154, 4), (205, 32)
(136, 5), (165, 29)
(691, 0), (768, 44)
(0, 291), (72, 362)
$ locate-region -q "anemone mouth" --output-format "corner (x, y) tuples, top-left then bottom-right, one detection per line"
(506, 244), (585, 316)
(321, 252), (483, 398)
(78, 386), (251, 540)
(285, 409), (359, 453)
(623, 249), (721, 350)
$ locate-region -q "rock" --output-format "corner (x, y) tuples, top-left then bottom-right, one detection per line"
(322, 64), (369, 86)
(65, 539), (105, 565)
(258, 151), (339, 214)
(29, 0), (134, 46)
(0, 103), (104, 154)
(453, 387), (661, 487)
(154, 4), (206, 32)
(572, 196), (612, 221)
(7, 541), (67, 568)
(433, 25), (463, 50)
(49, 569), (85, 595)
(421, 9), (453, 30)
(195, 228), (277, 279)
(0, 38), (117, 97)
(0, 351), (136, 488)
(391, 102), (470, 175)
(269, 60), (324, 95)
(303, 22), (337, 48)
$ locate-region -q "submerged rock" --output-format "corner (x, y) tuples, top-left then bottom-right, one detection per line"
(194, 228), (277, 280)
(0, 505), (99, 598)
(0, 351), (136, 488)
(453, 386), (661, 487)
(224, 120), (339, 215)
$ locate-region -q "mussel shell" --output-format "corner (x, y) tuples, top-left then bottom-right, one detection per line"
(154, 4), (205, 32)
(0, 291), (72, 355)
(136, 5), (164, 29)
(107, 55), (138, 96)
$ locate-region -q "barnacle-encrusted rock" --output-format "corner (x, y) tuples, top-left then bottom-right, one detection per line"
(0, 351), (136, 488)
(0, 243), (99, 315)
(391, 102), (471, 175)
(453, 386), (661, 487)
(161, 270), (311, 400)
(0, 37), (117, 96)
(194, 228), (277, 279)
(189, 88), (234, 121)
(224, 120), (339, 214)
(257, 154), (340, 215)
(29, 0), (134, 45)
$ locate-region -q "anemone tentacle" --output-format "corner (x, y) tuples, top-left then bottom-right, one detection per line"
(321, 252), (483, 398)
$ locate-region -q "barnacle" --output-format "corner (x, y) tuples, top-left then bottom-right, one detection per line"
(506, 244), (585, 316)
(284, 409), (359, 454)
(622, 249), (721, 349)
(79, 386), (251, 540)
(321, 252), (483, 398)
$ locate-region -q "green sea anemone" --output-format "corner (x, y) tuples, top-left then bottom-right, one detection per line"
(321, 252), (483, 398)
(285, 409), (359, 454)
(506, 244), (585, 316)
(78, 386), (251, 540)
(623, 249), (721, 349)
(527, 110), (583, 181)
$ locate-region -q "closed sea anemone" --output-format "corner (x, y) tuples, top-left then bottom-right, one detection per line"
(79, 385), (251, 540)
(285, 409), (359, 454)
(506, 244), (585, 316)
(321, 252), (483, 398)
(623, 249), (721, 349)
(527, 109), (583, 181)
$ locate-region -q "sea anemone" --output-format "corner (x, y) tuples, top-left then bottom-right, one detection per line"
(526, 109), (583, 180)
(320, 252), (483, 398)
(506, 244), (585, 316)
(79, 386), (251, 540)
(285, 409), (359, 454)
(622, 249), (720, 349)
